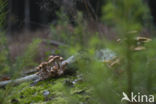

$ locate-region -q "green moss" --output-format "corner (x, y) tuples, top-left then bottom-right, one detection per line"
(47, 97), (68, 104)
(2, 75), (92, 104)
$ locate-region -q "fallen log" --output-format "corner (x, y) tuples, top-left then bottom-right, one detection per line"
(0, 55), (76, 87)
(0, 49), (117, 87)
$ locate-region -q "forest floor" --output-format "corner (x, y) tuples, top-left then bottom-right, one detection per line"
(0, 73), (94, 104)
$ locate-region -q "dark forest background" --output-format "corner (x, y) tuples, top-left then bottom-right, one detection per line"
(5, 0), (156, 32)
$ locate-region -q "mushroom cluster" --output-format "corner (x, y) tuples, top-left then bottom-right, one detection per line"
(116, 36), (152, 51)
(36, 55), (67, 80)
(134, 36), (152, 51)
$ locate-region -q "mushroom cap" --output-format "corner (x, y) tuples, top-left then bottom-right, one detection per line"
(48, 59), (55, 64)
(36, 66), (40, 70)
(39, 62), (48, 69)
(59, 57), (63, 61)
(116, 38), (121, 42)
(38, 63), (43, 68)
(110, 58), (120, 67)
(37, 55), (66, 79)
(48, 55), (54, 60)
(134, 46), (146, 51)
(53, 56), (60, 61)
(43, 62), (48, 65)
(136, 36), (152, 43)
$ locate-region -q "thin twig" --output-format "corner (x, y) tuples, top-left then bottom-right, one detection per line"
(42, 39), (68, 47)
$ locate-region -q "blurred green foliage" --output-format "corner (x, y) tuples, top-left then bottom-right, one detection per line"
(0, 0), (155, 104)
(102, 0), (151, 27)
(0, 37), (41, 103)
(12, 39), (41, 74)
(49, 0), (156, 104)
(0, 34), (10, 75)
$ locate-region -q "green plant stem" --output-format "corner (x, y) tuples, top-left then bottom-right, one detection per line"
(126, 39), (133, 104)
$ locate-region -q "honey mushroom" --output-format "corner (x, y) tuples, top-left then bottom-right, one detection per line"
(35, 55), (68, 80)
(57, 56), (64, 69)
(57, 56), (65, 76)
(48, 55), (54, 61)
(134, 36), (152, 51)
(36, 62), (47, 71)
(52, 56), (63, 76)
(38, 62), (48, 80)
(53, 56), (61, 69)
(48, 58), (56, 70)
(136, 36), (152, 43)
(48, 56), (61, 77)
(45, 56), (57, 78)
